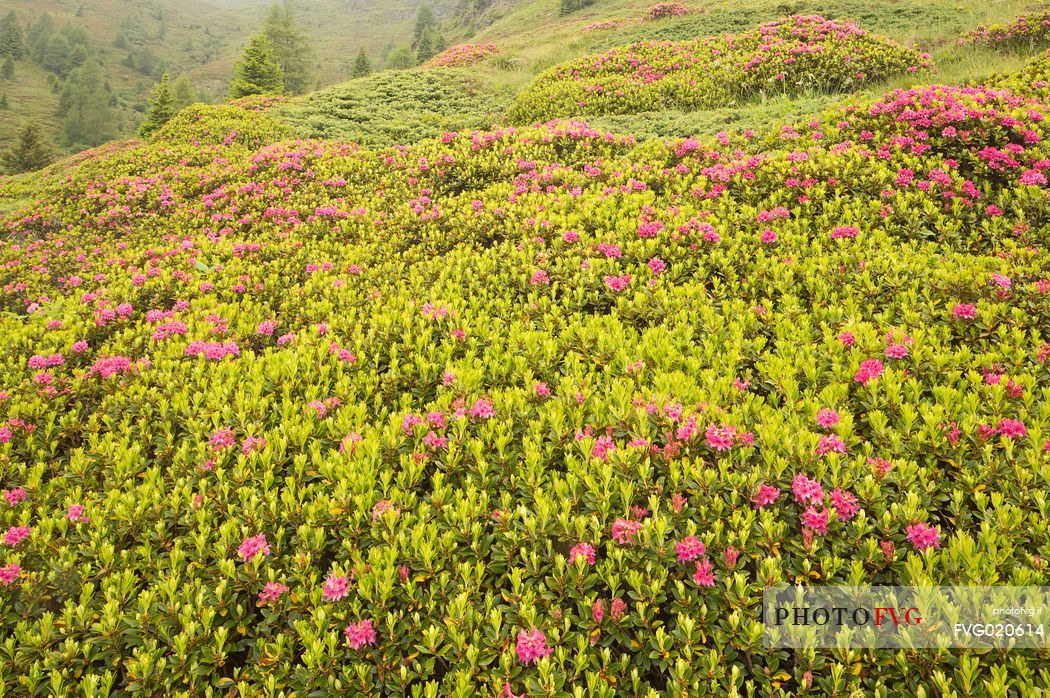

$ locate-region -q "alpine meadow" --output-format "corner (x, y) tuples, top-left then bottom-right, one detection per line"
(0, 0), (1049, 696)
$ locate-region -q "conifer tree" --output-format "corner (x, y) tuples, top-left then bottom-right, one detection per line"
(414, 3), (437, 47)
(1, 56), (14, 80)
(230, 34), (284, 98)
(262, 1), (312, 95)
(3, 121), (53, 173)
(350, 49), (371, 78)
(171, 74), (196, 109)
(416, 26), (439, 63)
(138, 73), (176, 137)
(0, 11), (23, 59)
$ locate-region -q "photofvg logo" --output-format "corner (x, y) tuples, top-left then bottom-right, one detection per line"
(762, 586), (1050, 648)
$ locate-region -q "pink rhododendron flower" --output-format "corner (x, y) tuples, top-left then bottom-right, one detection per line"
(676, 536), (706, 563)
(854, 359), (885, 384)
(692, 558), (715, 587)
(830, 488), (859, 521)
(792, 474), (824, 505)
(801, 507), (830, 535)
(470, 398), (495, 420)
(753, 484), (781, 509)
(0, 563), (20, 586)
(610, 597), (627, 621)
(905, 522), (941, 550)
(997, 419), (1027, 438)
(815, 408), (840, 429)
(723, 546), (740, 568)
(67, 504), (87, 523)
(592, 599), (605, 623)
(837, 331), (855, 346)
(705, 424), (736, 451)
(344, 620), (377, 649)
(568, 543), (596, 565)
(515, 628), (553, 665)
(611, 517), (641, 545)
(3, 526), (30, 547)
(241, 436), (266, 455)
(604, 274), (632, 292)
(372, 500), (399, 520)
(815, 434), (847, 456)
(953, 303), (976, 319)
(4, 488), (26, 506)
(258, 582), (288, 605)
(238, 533), (270, 561)
(323, 573), (350, 601)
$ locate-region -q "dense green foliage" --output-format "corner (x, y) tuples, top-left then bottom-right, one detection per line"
(509, 15), (931, 124)
(274, 70), (510, 147)
(1, 39), (1049, 692)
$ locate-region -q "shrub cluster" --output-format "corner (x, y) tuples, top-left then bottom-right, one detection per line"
(959, 10), (1050, 51)
(274, 70), (509, 148)
(508, 15), (932, 123)
(424, 44), (501, 68)
(647, 3), (693, 20)
(0, 63), (1047, 693)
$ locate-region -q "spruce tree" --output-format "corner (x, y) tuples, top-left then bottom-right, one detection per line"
(0, 11), (23, 59)
(3, 121), (54, 173)
(1, 56), (14, 80)
(262, 1), (312, 95)
(138, 73), (176, 137)
(171, 74), (196, 109)
(416, 26), (438, 63)
(350, 49), (371, 78)
(230, 34), (284, 98)
(559, 0), (580, 16)
(0, 93), (7, 109)
(414, 3), (437, 47)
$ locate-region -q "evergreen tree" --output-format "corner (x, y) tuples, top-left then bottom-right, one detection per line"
(3, 121), (54, 173)
(0, 93), (7, 109)
(559, 0), (579, 15)
(1, 56), (14, 80)
(171, 74), (196, 109)
(414, 3), (437, 47)
(416, 26), (439, 63)
(138, 73), (176, 137)
(58, 60), (116, 149)
(41, 35), (74, 76)
(350, 49), (371, 78)
(386, 46), (417, 70)
(27, 13), (54, 63)
(230, 34), (284, 98)
(0, 11), (23, 59)
(262, 1), (312, 95)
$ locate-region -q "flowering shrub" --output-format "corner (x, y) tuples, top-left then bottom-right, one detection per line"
(582, 19), (628, 33)
(960, 10), (1050, 51)
(424, 43), (500, 68)
(508, 15), (932, 123)
(647, 2), (692, 20)
(0, 49), (1047, 697)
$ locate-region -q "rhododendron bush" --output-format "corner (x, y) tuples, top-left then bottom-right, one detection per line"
(0, 28), (1048, 698)
(509, 15), (932, 123)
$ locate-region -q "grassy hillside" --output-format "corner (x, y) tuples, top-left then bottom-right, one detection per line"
(0, 0), (462, 154)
